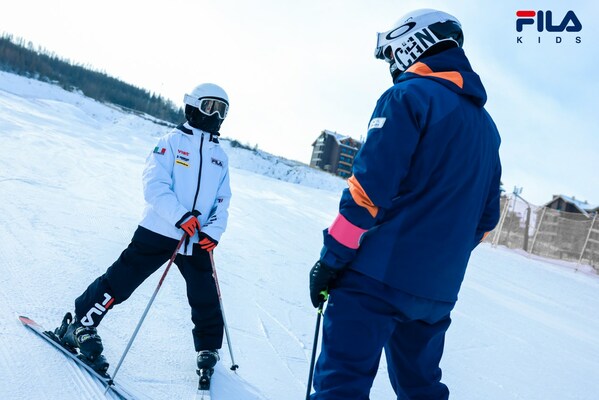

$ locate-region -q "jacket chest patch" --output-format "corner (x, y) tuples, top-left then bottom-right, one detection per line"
(176, 148), (191, 167)
(153, 147), (166, 155)
(211, 158), (223, 167)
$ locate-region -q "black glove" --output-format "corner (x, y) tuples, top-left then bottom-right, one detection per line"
(309, 261), (339, 308)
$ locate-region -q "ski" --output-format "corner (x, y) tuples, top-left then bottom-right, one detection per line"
(19, 315), (136, 400)
(195, 368), (213, 400)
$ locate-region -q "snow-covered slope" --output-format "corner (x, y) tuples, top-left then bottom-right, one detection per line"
(1, 71), (598, 400)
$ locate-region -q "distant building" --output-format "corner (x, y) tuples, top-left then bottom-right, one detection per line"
(543, 194), (599, 218)
(310, 130), (363, 178)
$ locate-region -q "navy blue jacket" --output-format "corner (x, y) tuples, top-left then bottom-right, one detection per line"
(321, 47), (502, 302)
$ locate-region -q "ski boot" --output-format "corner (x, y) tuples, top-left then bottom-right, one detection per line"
(46, 312), (76, 353)
(197, 350), (219, 390)
(56, 312), (109, 375)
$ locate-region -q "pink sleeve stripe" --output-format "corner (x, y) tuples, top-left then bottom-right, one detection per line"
(328, 213), (367, 249)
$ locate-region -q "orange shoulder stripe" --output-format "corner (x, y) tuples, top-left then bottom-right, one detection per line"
(406, 62), (464, 89)
(348, 175), (379, 218)
(481, 231), (491, 242)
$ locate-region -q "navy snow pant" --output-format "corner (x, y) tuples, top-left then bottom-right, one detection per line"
(74, 226), (224, 351)
(311, 269), (455, 400)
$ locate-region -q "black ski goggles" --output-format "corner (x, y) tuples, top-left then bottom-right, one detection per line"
(184, 95), (229, 119)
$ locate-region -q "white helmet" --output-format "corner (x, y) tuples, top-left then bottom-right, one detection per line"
(183, 83), (229, 133)
(375, 9), (463, 80)
(184, 83), (229, 119)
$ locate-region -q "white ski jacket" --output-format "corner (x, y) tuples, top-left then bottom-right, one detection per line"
(139, 122), (231, 255)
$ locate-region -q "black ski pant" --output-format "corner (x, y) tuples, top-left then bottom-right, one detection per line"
(74, 226), (224, 351)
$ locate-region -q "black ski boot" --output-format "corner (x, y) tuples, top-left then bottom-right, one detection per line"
(197, 350), (219, 390)
(197, 349), (219, 370)
(57, 312), (109, 374)
(49, 312), (76, 352)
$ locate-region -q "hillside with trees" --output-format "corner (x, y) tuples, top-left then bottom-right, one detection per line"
(0, 34), (184, 124)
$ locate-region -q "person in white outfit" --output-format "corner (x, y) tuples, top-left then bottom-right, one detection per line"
(53, 83), (232, 375)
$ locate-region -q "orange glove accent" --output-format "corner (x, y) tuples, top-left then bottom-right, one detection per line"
(198, 232), (218, 251)
(180, 216), (201, 237)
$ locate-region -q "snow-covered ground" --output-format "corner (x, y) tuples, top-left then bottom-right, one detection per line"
(1, 71), (598, 400)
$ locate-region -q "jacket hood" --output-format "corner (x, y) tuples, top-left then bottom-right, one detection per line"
(396, 47), (487, 107)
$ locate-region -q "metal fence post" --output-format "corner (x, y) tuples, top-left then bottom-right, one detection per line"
(504, 196), (518, 247)
(523, 205), (531, 252)
(529, 207), (546, 256)
(513, 193), (532, 252)
(578, 214), (597, 265)
(492, 196), (511, 247)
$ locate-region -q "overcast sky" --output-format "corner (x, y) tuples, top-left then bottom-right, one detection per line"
(1, 0), (597, 205)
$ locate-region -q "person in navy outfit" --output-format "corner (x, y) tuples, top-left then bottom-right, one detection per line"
(309, 9), (502, 399)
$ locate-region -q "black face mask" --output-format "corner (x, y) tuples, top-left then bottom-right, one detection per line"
(185, 105), (224, 134)
(390, 62), (401, 83)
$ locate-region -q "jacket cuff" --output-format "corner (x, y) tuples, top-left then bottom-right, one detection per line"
(175, 210), (201, 228)
(328, 213), (367, 249)
(320, 229), (357, 270)
(200, 226), (223, 243)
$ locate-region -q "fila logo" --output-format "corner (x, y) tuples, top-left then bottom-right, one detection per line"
(516, 10), (582, 32)
(211, 158), (223, 167)
(81, 293), (114, 327)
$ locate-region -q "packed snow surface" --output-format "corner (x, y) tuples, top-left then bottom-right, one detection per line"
(1, 71), (598, 399)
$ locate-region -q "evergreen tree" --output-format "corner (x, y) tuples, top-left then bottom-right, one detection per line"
(0, 34), (185, 125)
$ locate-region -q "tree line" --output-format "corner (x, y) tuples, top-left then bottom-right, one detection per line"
(0, 34), (184, 124)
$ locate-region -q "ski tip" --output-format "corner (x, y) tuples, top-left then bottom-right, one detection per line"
(18, 315), (34, 325)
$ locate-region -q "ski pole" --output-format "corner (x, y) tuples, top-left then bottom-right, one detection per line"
(305, 291), (327, 400)
(209, 250), (239, 371)
(108, 233), (187, 387)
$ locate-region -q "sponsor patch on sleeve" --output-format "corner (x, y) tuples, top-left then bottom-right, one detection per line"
(368, 117), (386, 130)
